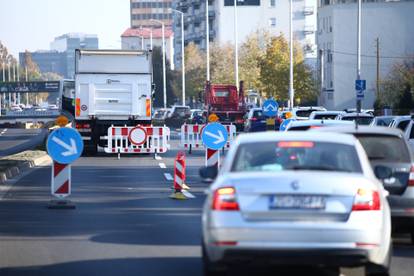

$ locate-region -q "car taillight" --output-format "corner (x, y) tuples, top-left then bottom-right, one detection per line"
(408, 165), (414, 186)
(352, 188), (381, 211)
(250, 117), (258, 122)
(76, 123), (90, 129)
(212, 187), (240, 211)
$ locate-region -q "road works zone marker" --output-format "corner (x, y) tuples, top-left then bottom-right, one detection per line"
(46, 127), (83, 209)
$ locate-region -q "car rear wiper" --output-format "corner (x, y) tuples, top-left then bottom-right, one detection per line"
(289, 165), (351, 172)
(369, 156), (386, 160)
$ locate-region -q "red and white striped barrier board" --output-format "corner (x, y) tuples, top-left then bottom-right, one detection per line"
(51, 162), (71, 198)
(104, 125), (170, 154)
(206, 148), (220, 168)
(174, 152), (186, 192)
(180, 124), (236, 150)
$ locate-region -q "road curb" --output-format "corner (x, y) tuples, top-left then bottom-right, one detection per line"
(0, 153), (51, 185)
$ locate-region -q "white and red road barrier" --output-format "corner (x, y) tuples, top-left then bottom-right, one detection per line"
(180, 124), (237, 152)
(206, 148), (220, 169)
(105, 125), (170, 154)
(51, 162), (71, 198)
(174, 152), (186, 192)
(170, 151), (194, 200)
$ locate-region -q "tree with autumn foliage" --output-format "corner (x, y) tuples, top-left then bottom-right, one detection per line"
(259, 35), (317, 104)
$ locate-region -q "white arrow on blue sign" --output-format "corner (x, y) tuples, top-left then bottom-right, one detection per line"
(262, 99), (279, 117)
(279, 119), (294, 131)
(202, 122), (228, 150)
(47, 128), (84, 164)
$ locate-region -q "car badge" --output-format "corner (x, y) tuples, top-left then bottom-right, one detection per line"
(291, 180), (300, 190)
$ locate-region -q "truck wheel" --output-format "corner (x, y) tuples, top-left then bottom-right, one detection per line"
(82, 143), (98, 156)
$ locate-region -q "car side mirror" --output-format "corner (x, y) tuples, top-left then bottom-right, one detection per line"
(374, 165), (393, 180)
(199, 166), (218, 182)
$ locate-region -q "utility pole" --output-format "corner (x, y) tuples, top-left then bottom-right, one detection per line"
(234, 0), (239, 89)
(376, 37), (380, 98)
(205, 0), (210, 82)
(356, 0), (362, 113)
(289, 0), (294, 110)
(320, 49), (324, 103)
(26, 67), (29, 106)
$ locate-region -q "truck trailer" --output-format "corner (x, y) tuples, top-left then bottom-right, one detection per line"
(74, 49), (153, 155)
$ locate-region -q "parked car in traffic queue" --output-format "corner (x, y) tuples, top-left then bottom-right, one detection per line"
(244, 108), (282, 132)
(200, 131), (392, 276)
(316, 125), (414, 243)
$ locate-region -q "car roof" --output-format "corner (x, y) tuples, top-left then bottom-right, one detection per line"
(288, 119), (353, 127)
(311, 110), (343, 115)
(236, 131), (358, 146)
(340, 112), (373, 117)
(314, 125), (404, 137)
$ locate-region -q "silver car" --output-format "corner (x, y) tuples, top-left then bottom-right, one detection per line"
(200, 132), (392, 276)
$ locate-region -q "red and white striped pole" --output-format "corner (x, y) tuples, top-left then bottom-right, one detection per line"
(174, 151), (186, 193)
(48, 161), (75, 209)
(205, 148), (220, 169)
(51, 162), (71, 198)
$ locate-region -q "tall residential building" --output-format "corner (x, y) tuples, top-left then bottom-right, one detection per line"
(173, 0), (317, 68)
(317, 0), (414, 110)
(130, 0), (173, 28)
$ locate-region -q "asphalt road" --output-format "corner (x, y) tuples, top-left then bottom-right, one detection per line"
(0, 128), (47, 157)
(0, 140), (413, 276)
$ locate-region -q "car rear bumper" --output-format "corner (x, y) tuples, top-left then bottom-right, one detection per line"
(388, 195), (414, 230)
(216, 248), (369, 267)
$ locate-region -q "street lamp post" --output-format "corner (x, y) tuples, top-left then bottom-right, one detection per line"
(150, 19), (167, 109)
(7, 62), (11, 107)
(356, 0), (362, 113)
(172, 9), (186, 106)
(206, 0), (210, 81)
(289, 0), (294, 110)
(233, 0), (239, 89)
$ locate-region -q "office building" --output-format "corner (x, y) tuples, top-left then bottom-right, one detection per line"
(130, 0), (173, 28)
(19, 33), (98, 79)
(317, 0), (414, 110)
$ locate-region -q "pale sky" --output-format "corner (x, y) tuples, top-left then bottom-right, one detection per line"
(0, 0), (130, 58)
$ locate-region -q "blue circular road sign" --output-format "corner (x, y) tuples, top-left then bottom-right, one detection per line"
(47, 127), (84, 164)
(202, 123), (228, 150)
(262, 99), (279, 117)
(279, 119), (294, 131)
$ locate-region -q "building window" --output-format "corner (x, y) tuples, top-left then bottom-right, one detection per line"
(270, 0), (276, 7)
(269, 18), (276, 27)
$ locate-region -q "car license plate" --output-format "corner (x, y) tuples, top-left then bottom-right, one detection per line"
(269, 195), (325, 209)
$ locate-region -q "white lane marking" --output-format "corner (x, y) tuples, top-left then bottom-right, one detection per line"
(155, 155), (162, 160)
(159, 163), (166, 169)
(182, 190), (196, 198)
(0, 129), (7, 135)
(164, 173), (173, 181)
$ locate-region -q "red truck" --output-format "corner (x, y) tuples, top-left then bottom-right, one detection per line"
(204, 81), (247, 131)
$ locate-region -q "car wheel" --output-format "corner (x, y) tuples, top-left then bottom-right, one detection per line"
(202, 242), (227, 276)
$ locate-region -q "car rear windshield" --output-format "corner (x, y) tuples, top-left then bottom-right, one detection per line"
(231, 141), (362, 173)
(356, 134), (411, 162)
(341, 116), (373, 125)
(314, 114), (337, 120)
(397, 120), (409, 131)
(296, 110), (314, 118)
(214, 91), (229, 97)
(253, 110), (264, 118)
